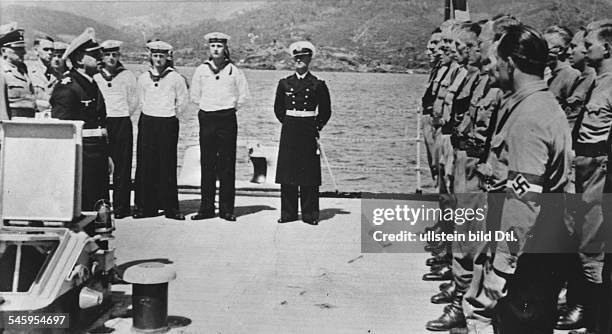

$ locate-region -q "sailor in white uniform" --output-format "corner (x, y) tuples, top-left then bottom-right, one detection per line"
(94, 40), (139, 218)
(134, 40), (189, 220)
(189, 32), (249, 222)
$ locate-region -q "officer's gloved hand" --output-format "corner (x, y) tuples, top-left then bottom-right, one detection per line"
(483, 261), (508, 301)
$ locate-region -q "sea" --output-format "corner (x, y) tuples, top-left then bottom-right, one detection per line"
(126, 64), (435, 194)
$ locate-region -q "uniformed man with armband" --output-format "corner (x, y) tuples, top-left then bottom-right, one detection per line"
(94, 40), (139, 219)
(274, 41), (332, 226)
(481, 24), (572, 333)
(0, 23), (36, 118)
(50, 28), (110, 211)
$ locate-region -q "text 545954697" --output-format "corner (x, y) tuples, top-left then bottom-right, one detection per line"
(2, 312), (69, 329)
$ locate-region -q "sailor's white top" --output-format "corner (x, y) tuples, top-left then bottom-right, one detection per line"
(138, 68), (189, 117)
(94, 69), (139, 117)
(190, 61), (249, 112)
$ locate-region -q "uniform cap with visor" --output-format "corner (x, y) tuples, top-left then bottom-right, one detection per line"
(146, 40), (173, 54)
(62, 27), (101, 60)
(101, 40), (123, 52)
(204, 32), (231, 44)
(0, 22), (25, 49)
(288, 41), (316, 58)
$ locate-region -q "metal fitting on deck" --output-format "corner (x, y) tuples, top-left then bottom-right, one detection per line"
(124, 262), (177, 333)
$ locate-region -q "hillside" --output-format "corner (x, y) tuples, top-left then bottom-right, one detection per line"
(156, 0), (612, 72)
(2, 1), (612, 72)
(0, 5), (136, 46)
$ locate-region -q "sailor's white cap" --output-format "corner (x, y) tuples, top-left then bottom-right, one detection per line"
(100, 40), (123, 52)
(146, 40), (173, 53)
(62, 27), (101, 60)
(288, 41), (316, 58)
(204, 32), (231, 44)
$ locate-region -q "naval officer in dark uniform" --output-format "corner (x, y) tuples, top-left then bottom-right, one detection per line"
(274, 41), (332, 225)
(50, 27), (110, 211)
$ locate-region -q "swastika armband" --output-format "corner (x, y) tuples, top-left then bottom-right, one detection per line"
(506, 171), (544, 199)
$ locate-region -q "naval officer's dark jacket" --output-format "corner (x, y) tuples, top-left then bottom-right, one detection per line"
(274, 72), (331, 185)
(50, 69), (106, 128)
(50, 69), (109, 211)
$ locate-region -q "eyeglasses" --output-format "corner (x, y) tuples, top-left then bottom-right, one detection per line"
(104, 52), (119, 57)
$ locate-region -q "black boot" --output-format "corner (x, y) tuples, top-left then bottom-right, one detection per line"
(423, 266), (452, 281)
(426, 254), (452, 267)
(431, 283), (455, 304)
(425, 293), (466, 331)
(439, 281), (453, 291)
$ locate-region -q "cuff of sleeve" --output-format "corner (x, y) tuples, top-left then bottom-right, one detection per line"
(492, 251), (518, 276)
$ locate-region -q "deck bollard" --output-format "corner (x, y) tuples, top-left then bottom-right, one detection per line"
(123, 262), (177, 333)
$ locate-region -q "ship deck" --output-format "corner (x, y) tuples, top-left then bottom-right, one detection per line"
(92, 193), (573, 334)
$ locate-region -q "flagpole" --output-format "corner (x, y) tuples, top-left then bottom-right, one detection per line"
(444, 0), (451, 20)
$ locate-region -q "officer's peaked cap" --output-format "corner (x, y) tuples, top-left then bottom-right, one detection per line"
(62, 27), (101, 60)
(289, 41), (316, 58)
(0, 22), (25, 48)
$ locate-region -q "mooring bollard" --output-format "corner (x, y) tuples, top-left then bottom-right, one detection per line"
(123, 262), (177, 333)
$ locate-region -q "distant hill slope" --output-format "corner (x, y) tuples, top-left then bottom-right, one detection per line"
(0, 5), (136, 45)
(2, 1), (611, 72)
(156, 0), (612, 71)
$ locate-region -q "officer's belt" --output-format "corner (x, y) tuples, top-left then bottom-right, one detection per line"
(83, 128), (107, 138)
(574, 141), (607, 157)
(286, 109), (317, 117)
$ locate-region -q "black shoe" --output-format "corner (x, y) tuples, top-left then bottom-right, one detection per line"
(426, 255), (451, 267)
(164, 211), (185, 221)
(423, 267), (452, 281)
(132, 210), (155, 219)
(278, 217), (298, 224)
(191, 212), (216, 220)
(114, 210), (131, 219)
(429, 263), (449, 273)
(303, 219), (319, 225)
(556, 304), (584, 330)
(439, 281), (453, 291)
(431, 284), (455, 304)
(425, 296), (466, 331)
(220, 213), (236, 222)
